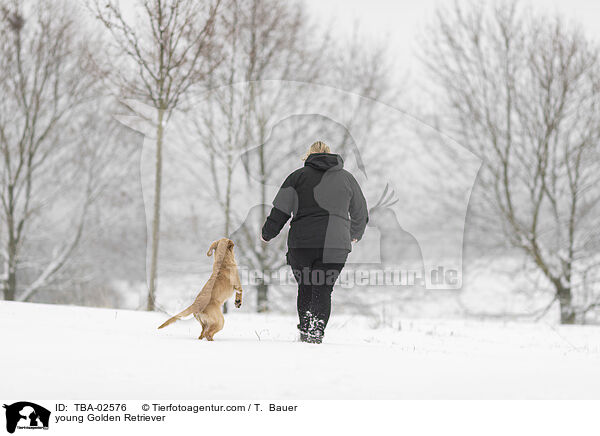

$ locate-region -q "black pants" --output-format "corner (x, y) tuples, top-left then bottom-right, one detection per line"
(287, 248), (347, 333)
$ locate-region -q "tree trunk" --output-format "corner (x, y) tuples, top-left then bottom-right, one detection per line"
(4, 266), (16, 301)
(557, 285), (576, 324)
(256, 135), (268, 312)
(4, 186), (17, 301)
(256, 280), (268, 312)
(223, 164), (233, 314)
(147, 107), (165, 311)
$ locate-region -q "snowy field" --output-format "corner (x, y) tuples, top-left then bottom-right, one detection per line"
(2, 300), (600, 399)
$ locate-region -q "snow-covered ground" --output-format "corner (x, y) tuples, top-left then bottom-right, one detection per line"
(2, 300), (600, 399)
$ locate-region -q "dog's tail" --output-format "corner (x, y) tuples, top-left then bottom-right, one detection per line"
(157, 305), (194, 329)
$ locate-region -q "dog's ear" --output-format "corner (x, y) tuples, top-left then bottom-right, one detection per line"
(207, 240), (219, 256)
(228, 239), (235, 249)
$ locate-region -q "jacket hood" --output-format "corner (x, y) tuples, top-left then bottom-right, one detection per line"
(304, 153), (344, 171)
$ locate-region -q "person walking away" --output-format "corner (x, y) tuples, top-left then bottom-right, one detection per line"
(261, 141), (368, 343)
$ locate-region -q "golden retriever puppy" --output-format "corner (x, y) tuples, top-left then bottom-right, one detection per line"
(157, 238), (243, 341)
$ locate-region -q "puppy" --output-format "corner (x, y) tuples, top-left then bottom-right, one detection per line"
(158, 238), (243, 341)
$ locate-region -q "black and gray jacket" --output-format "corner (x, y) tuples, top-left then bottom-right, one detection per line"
(261, 153), (368, 255)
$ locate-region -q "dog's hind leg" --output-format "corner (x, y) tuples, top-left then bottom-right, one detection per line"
(207, 311), (225, 341)
(205, 322), (217, 341)
(195, 313), (207, 340)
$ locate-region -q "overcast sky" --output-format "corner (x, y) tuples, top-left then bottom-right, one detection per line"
(305, 0), (600, 77)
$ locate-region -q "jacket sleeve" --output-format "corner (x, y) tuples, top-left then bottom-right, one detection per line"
(261, 172), (297, 241)
(349, 175), (368, 241)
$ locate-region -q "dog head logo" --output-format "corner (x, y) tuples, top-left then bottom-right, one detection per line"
(3, 402), (50, 434)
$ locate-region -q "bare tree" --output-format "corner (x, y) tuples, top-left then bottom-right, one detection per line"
(321, 24), (402, 155)
(93, 0), (223, 310)
(28, 104), (146, 308)
(422, 1), (600, 323)
(185, 0), (400, 313)
(0, 1), (108, 301)
(188, 0), (326, 312)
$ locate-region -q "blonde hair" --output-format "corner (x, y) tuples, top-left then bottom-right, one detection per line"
(302, 141), (331, 160)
